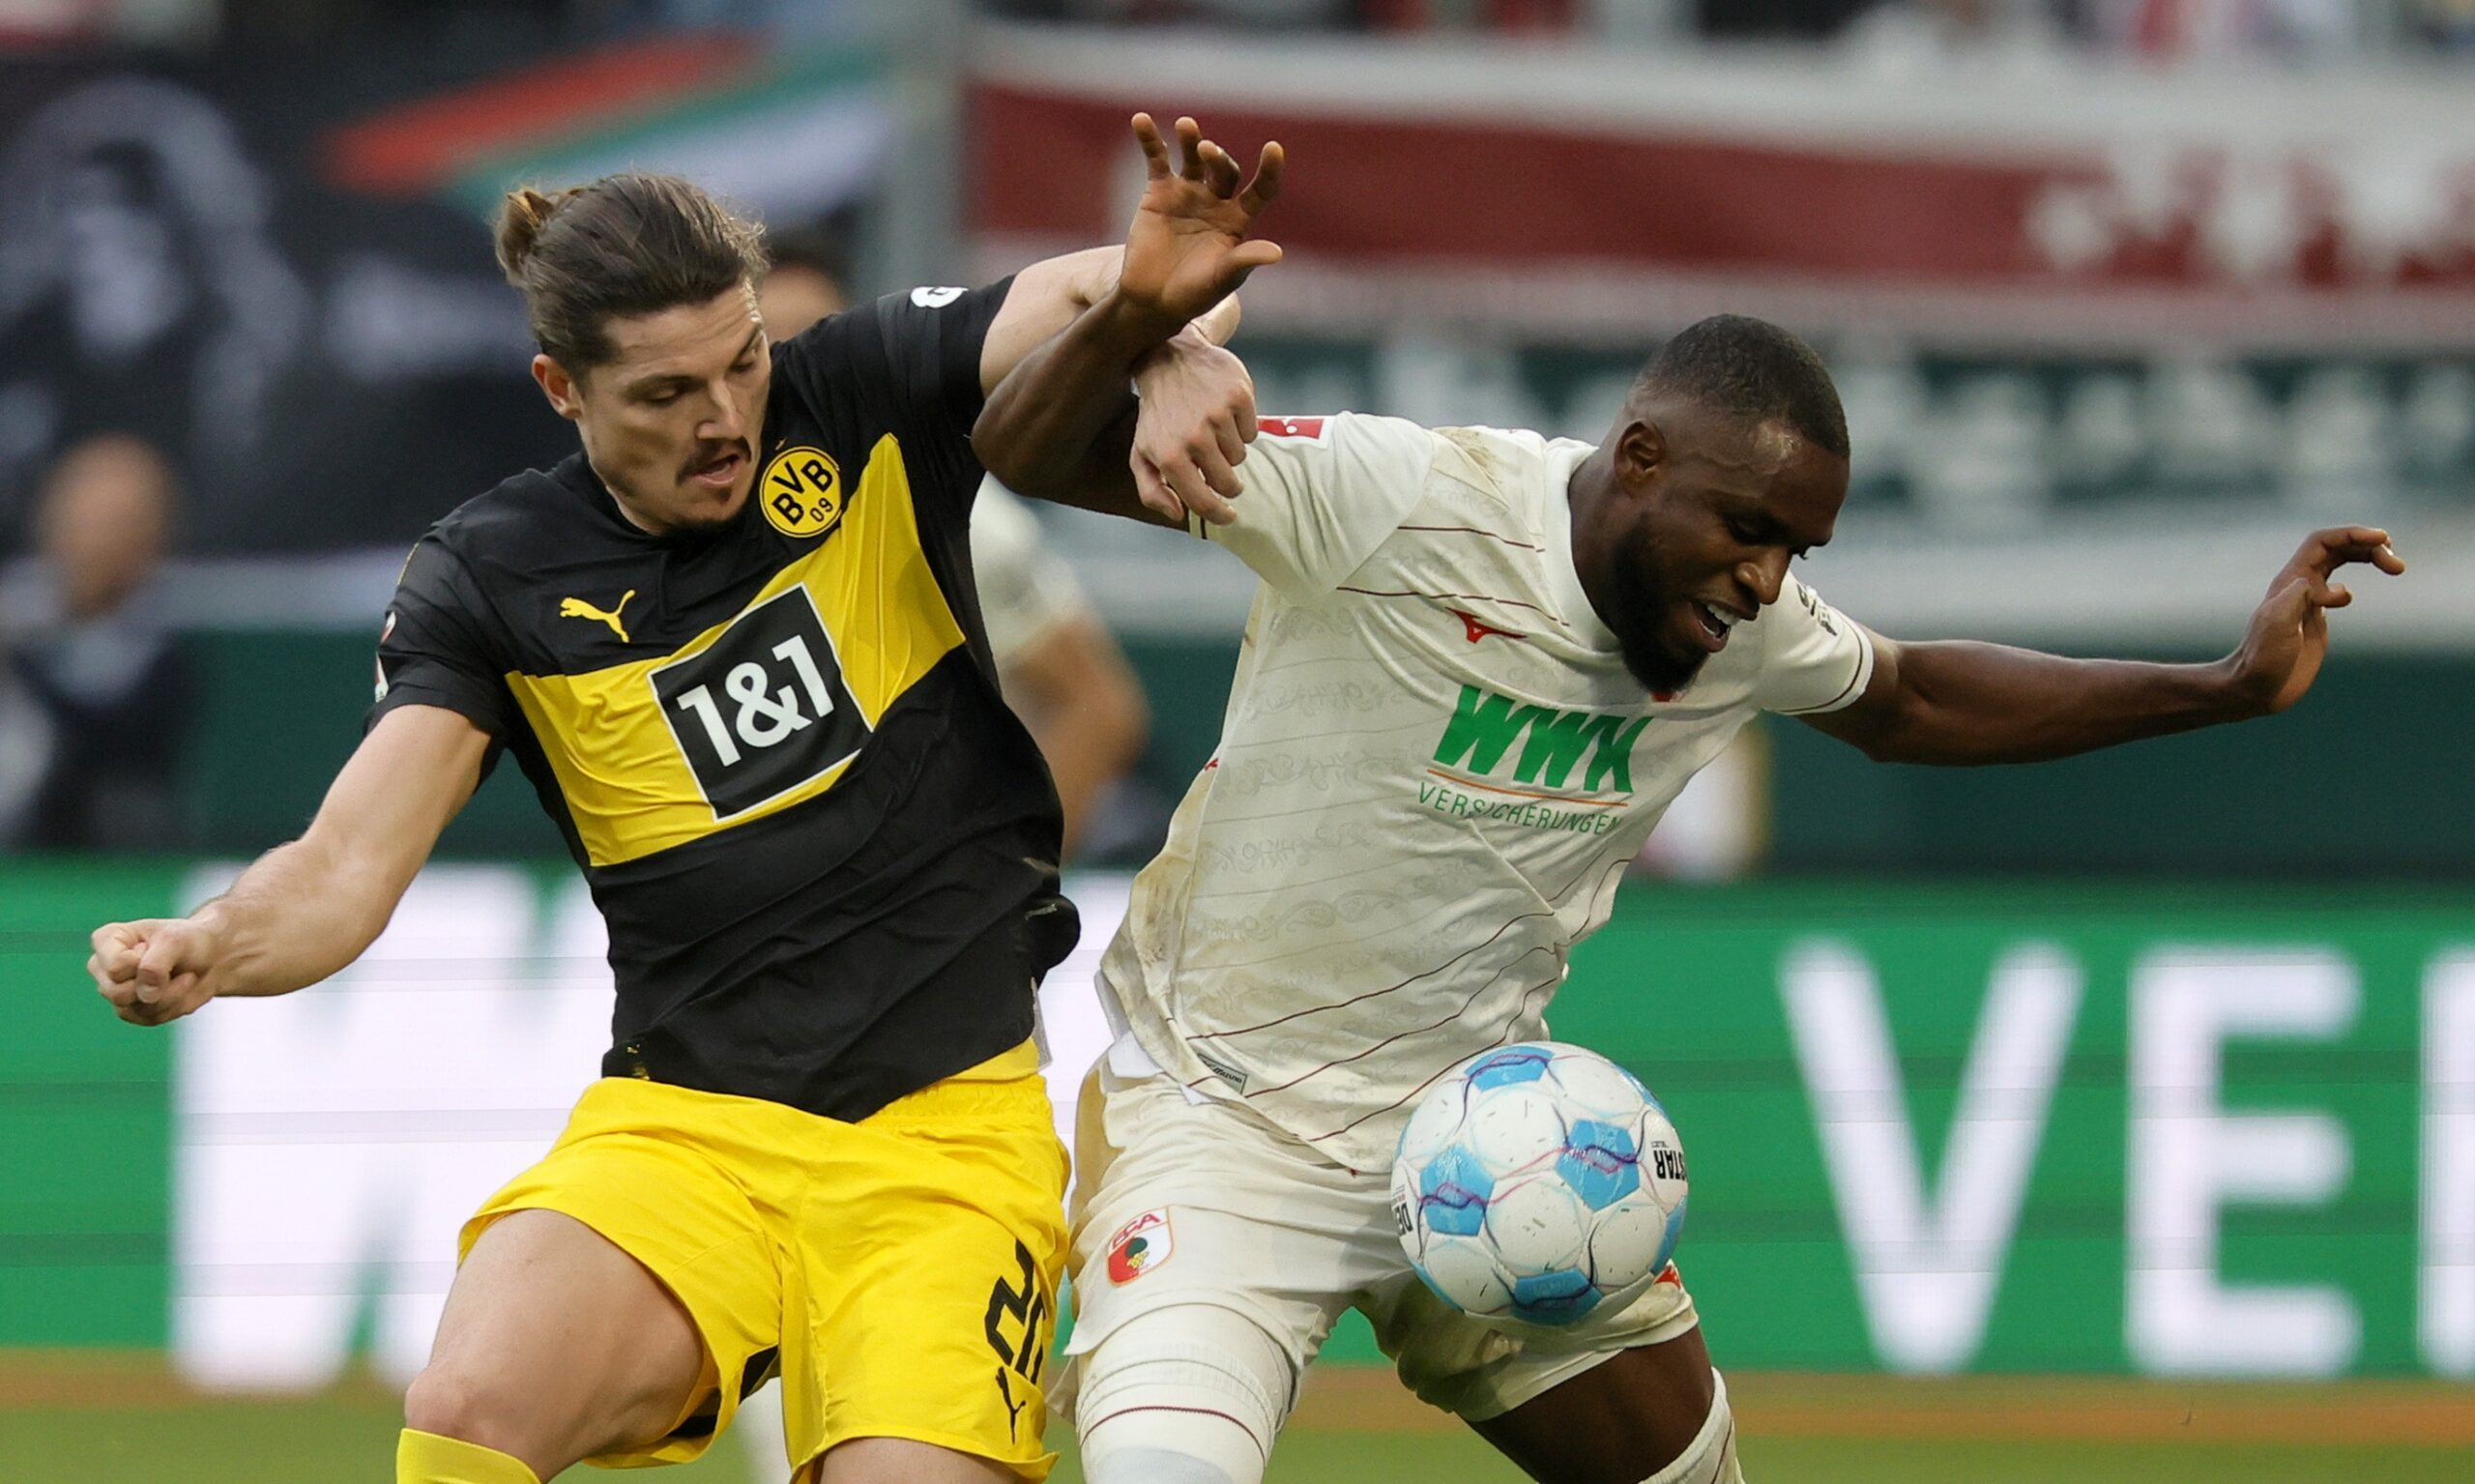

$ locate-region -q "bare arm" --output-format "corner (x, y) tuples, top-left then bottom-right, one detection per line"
(977, 247), (1126, 396)
(978, 247), (1242, 395)
(1800, 635), (2252, 765)
(976, 114), (1280, 526)
(88, 704), (490, 1025)
(1000, 616), (1150, 859)
(1801, 526), (2404, 765)
(980, 252), (1252, 529)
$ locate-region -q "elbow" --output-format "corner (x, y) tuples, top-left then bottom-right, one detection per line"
(970, 409), (1025, 490)
(1100, 680), (1150, 778)
(971, 410), (1068, 503)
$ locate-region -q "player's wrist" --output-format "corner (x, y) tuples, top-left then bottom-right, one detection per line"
(1131, 330), (1235, 388)
(1090, 288), (1191, 358)
(2200, 652), (2274, 721)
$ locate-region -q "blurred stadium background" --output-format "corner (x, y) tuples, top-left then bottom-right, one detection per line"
(6, 0), (2475, 1480)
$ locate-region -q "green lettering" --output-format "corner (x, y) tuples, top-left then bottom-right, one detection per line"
(1434, 685), (1541, 774)
(1585, 715), (1653, 793)
(1515, 710), (1618, 788)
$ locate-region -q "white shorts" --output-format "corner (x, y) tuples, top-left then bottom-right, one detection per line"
(1057, 1041), (1702, 1423)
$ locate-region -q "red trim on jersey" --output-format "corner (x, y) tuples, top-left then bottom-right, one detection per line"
(1257, 415), (1325, 439)
(1451, 608), (1527, 644)
(1338, 587), (1571, 628)
(1401, 524), (1546, 553)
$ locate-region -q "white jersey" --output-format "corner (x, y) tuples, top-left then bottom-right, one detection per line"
(1098, 413), (1877, 1171)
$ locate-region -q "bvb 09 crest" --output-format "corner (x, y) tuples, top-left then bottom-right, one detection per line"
(759, 446), (843, 538)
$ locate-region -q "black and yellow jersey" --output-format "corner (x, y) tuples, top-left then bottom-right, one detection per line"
(368, 279), (1077, 1121)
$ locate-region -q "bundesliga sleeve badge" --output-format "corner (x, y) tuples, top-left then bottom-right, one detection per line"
(1104, 1208), (1173, 1284)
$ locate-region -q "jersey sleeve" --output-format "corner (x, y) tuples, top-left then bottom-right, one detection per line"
(1750, 575), (1877, 715)
(367, 538), (519, 741)
(1194, 412), (1436, 597)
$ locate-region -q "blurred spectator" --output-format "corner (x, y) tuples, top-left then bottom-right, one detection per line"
(0, 604), (53, 852)
(0, 76), (309, 542)
(2071, 0), (2367, 59)
(1697, 0), (1874, 38)
(2409, 0), (2475, 47)
(964, 484), (1152, 858)
(9, 434), (191, 850)
(760, 226), (1151, 858)
(0, 0), (216, 47)
(756, 226), (856, 339)
(1843, 0), (2067, 67)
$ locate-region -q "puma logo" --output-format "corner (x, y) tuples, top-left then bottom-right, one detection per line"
(559, 590), (635, 643)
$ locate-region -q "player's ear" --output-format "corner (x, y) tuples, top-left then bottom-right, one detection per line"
(1613, 417), (1667, 493)
(532, 353), (584, 422)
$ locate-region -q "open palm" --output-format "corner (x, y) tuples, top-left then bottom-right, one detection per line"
(1119, 113), (1284, 331)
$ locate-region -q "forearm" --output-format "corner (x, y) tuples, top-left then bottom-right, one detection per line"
(189, 835), (404, 998)
(1862, 640), (2248, 766)
(974, 289), (1187, 499)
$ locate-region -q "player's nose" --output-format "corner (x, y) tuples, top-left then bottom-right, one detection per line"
(701, 396), (748, 444)
(1736, 550), (1788, 607)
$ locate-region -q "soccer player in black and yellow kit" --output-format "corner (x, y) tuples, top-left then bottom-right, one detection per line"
(82, 115), (1284, 1484)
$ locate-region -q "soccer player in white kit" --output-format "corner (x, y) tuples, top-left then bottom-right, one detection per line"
(980, 278), (2402, 1482)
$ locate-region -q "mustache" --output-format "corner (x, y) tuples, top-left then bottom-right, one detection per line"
(680, 440), (750, 480)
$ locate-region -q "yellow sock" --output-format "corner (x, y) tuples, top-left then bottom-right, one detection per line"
(396, 1428), (542, 1484)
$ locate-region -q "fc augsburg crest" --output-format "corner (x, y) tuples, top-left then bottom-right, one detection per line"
(758, 446), (843, 538)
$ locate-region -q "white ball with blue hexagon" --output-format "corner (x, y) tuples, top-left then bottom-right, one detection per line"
(1391, 1041), (1688, 1329)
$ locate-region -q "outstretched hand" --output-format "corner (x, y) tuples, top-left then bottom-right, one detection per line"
(2225, 526), (2404, 714)
(1117, 114), (1283, 335)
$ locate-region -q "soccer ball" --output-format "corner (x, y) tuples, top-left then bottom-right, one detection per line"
(1391, 1041), (1687, 1327)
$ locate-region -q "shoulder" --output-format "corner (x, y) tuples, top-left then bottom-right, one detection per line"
(429, 458), (583, 546)
(1255, 411), (1441, 482)
(1429, 424), (1566, 496)
(412, 455), (607, 601)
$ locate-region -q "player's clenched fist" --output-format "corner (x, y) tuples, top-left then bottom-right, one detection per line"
(89, 917), (219, 1027)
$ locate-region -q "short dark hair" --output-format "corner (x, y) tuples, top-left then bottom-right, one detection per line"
(495, 173), (768, 371)
(764, 225), (851, 297)
(1633, 314), (1849, 459)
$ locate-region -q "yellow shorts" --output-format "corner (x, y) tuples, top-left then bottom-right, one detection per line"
(459, 1040), (1067, 1479)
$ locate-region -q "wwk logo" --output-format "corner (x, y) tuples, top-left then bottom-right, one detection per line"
(1433, 684), (1649, 793)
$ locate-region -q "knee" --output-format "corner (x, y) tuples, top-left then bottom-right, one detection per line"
(1073, 1305), (1294, 1484)
(1641, 1371), (1741, 1484)
(404, 1364), (527, 1455)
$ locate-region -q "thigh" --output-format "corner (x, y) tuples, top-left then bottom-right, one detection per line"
(813, 1436), (1019, 1484)
(1060, 1062), (1385, 1398)
(1467, 1326), (1716, 1484)
(789, 1066), (1070, 1480)
(1366, 1261), (1702, 1432)
(439, 1081), (785, 1470)
(413, 1208), (711, 1479)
